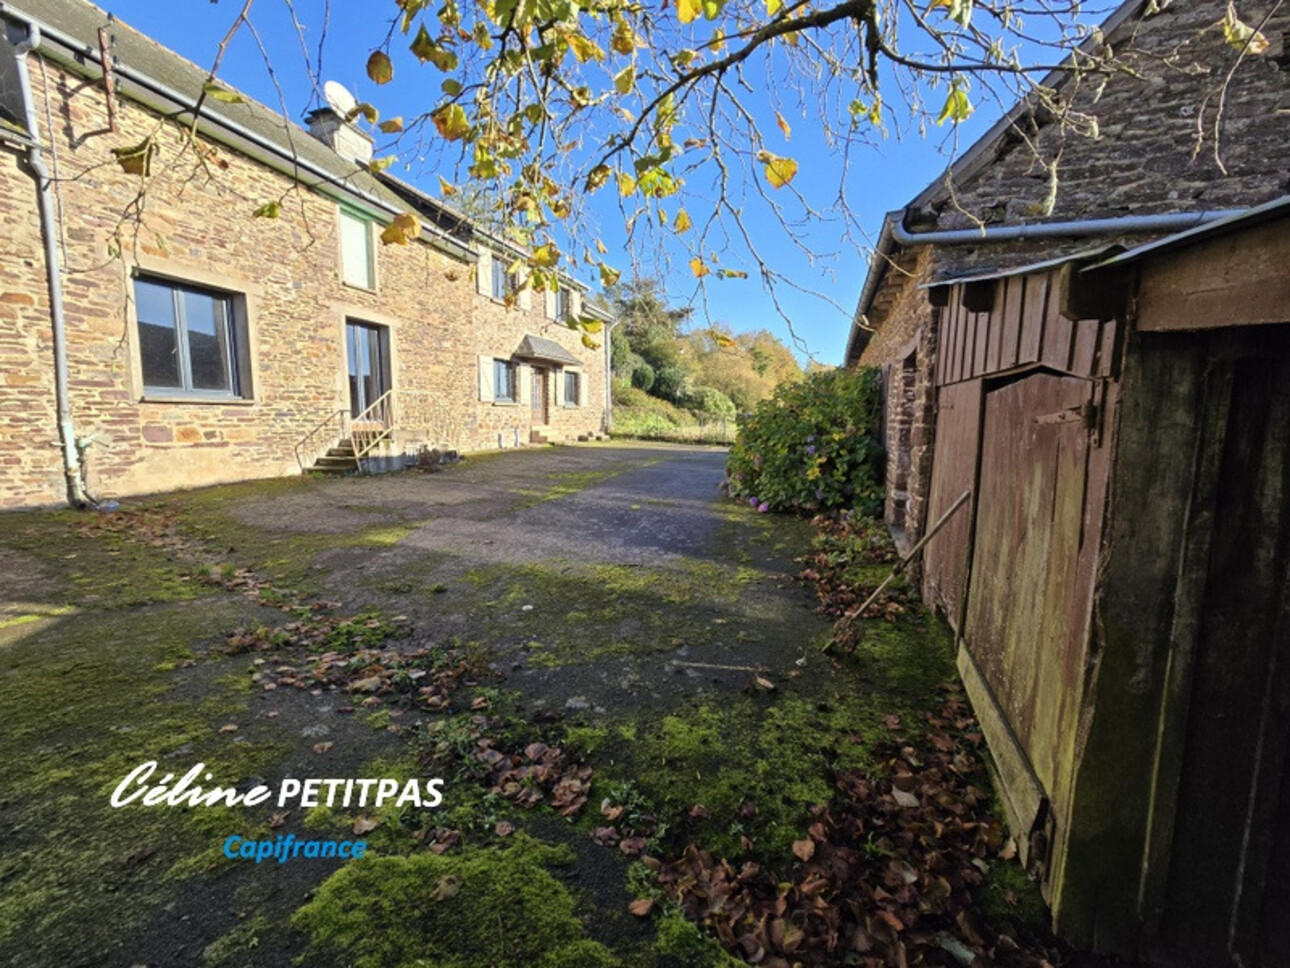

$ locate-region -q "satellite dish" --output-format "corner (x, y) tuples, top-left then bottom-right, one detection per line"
(323, 80), (358, 118)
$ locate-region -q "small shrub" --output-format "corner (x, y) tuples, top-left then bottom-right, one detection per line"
(726, 367), (884, 515)
(653, 364), (689, 402)
(685, 385), (736, 420)
(631, 362), (656, 392)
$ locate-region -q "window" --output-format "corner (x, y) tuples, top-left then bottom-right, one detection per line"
(340, 208), (375, 289)
(555, 288), (573, 322)
(493, 359), (517, 402)
(490, 255), (523, 302)
(563, 371), (580, 406)
(134, 276), (246, 398)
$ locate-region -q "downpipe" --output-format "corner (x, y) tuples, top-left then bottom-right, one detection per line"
(16, 25), (89, 507)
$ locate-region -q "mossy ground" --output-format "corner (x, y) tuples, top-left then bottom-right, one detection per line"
(0, 444), (1047, 967)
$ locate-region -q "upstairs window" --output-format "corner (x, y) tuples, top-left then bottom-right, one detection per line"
(555, 288), (573, 322)
(490, 255), (516, 301)
(134, 276), (247, 398)
(563, 370), (580, 406)
(339, 208), (375, 289)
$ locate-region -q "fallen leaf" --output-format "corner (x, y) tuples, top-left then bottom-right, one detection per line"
(313, 741), (334, 754)
(352, 815), (379, 834)
(792, 839), (815, 862)
(628, 898), (655, 917)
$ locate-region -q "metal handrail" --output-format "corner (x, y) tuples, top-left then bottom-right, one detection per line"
(351, 390), (396, 468)
(295, 408), (348, 471)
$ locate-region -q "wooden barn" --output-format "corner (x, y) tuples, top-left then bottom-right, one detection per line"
(845, 0), (1290, 959)
(918, 199), (1289, 964)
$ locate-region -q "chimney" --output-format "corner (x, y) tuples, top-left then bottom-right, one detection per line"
(305, 106), (373, 166)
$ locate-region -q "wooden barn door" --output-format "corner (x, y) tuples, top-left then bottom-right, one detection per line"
(1159, 351), (1290, 967)
(963, 372), (1102, 840)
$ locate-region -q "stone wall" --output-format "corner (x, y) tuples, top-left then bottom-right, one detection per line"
(925, 0), (1290, 229)
(0, 50), (607, 509)
(0, 144), (64, 506)
(466, 252), (608, 450)
(859, 250), (938, 553)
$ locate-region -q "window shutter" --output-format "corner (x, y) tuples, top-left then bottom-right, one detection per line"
(519, 284), (532, 311)
(476, 251), (491, 296)
(517, 364), (532, 405)
(578, 370), (588, 407)
(478, 355), (494, 402)
(545, 288), (557, 319)
(572, 291), (583, 318)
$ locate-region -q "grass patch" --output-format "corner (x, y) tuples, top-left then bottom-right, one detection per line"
(294, 834), (616, 968)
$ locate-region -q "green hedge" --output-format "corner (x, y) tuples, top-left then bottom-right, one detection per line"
(726, 367), (884, 515)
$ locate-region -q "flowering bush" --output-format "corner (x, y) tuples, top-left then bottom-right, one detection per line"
(726, 367), (884, 515)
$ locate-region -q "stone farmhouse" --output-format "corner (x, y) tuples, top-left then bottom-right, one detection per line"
(848, 0), (1289, 963)
(0, 0), (612, 511)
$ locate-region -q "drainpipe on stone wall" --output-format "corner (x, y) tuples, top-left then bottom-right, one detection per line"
(16, 25), (88, 508)
(603, 317), (620, 434)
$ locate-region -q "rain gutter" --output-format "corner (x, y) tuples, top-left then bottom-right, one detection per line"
(2, 5), (475, 262)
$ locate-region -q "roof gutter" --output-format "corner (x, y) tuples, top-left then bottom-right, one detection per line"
(3, 5), (476, 262)
(16, 24), (88, 507)
(845, 207), (1244, 367)
(888, 209), (1244, 247)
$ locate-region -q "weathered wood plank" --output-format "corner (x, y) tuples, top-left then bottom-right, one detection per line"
(1136, 219), (1290, 331)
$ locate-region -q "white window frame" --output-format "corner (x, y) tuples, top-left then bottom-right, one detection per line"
(493, 358), (517, 403)
(339, 207), (376, 291)
(563, 370), (581, 407)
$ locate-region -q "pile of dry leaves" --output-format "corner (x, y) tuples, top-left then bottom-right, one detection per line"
(645, 695), (1059, 967)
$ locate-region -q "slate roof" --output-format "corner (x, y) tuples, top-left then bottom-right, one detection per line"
(0, 0), (474, 259)
(514, 334), (582, 366)
(847, 0), (1290, 364)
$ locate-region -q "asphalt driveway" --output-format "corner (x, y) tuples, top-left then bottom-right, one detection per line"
(0, 441), (968, 968)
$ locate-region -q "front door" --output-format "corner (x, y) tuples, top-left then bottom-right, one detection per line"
(346, 321), (390, 419)
(531, 367), (548, 424)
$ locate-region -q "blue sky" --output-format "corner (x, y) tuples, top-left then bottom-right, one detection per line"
(104, 0), (1011, 366)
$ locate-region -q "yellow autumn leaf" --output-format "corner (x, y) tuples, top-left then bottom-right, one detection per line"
(567, 32), (605, 63)
(713, 330), (735, 347)
(582, 319), (604, 334)
(617, 173), (637, 197)
(581, 333), (601, 350)
(610, 19), (637, 55)
(766, 0), (782, 13)
(776, 112), (791, 140)
(689, 257), (710, 278)
(431, 103), (471, 140)
(585, 164), (612, 193)
(379, 117), (404, 133)
(614, 65), (636, 95)
(594, 239), (608, 255)
(202, 81), (245, 104)
(757, 151), (798, 188)
(366, 50), (394, 85)
(676, 0), (703, 24)
(599, 262), (621, 287)
(674, 209), (693, 233)
(1223, 7), (1271, 53)
(379, 212), (421, 245)
(111, 138), (157, 177)
(438, 176), (458, 197)
(252, 200), (281, 218)
(532, 243), (560, 269)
